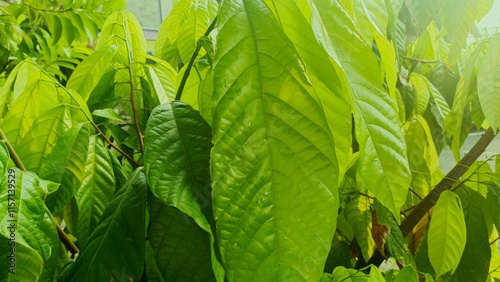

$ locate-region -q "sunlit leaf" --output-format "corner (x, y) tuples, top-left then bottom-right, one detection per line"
(211, 0), (339, 280)
(428, 190), (467, 277)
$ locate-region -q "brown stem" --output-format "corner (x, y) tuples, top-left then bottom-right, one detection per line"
(95, 127), (141, 167)
(175, 17), (217, 101)
(359, 127), (496, 268)
(0, 127), (79, 256)
(123, 12), (144, 154)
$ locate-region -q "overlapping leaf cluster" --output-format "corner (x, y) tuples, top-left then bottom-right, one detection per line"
(0, 0), (499, 281)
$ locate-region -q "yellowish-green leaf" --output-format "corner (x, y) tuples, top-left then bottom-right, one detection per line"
(478, 35), (500, 131)
(428, 190), (467, 277)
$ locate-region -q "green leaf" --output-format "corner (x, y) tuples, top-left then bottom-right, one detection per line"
(310, 0), (411, 219)
(66, 168), (147, 281)
(39, 123), (91, 214)
(14, 105), (74, 172)
(478, 35), (500, 131)
(440, 0), (478, 63)
(211, 0), (339, 280)
(176, 0), (218, 63)
(451, 188), (491, 282)
(393, 266), (418, 282)
(155, 0), (195, 66)
(74, 135), (117, 247)
(92, 108), (126, 123)
(266, 0), (352, 181)
(428, 190), (467, 277)
(445, 40), (487, 160)
(403, 0), (440, 36)
(148, 197), (216, 281)
(66, 45), (118, 101)
(344, 195), (375, 261)
(374, 201), (414, 265)
(1, 61), (69, 147)
(0, 169), (60, 281)
(144, 101), (212, 228)
(410, 73), (431, 115)
(403, 115), (439, 206)
(144, 101), (223, 280)
(0, 141), (8, 177)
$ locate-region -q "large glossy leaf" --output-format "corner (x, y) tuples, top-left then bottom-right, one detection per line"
(39, 123), (90, 214)
(148, 197), (216, 281)
(66, 45), (118, 101)
(144, 101), (212, 228)
(477, 35), (500, 131)
(451, 188), (490, 282)
(74, 135), (117, 247)
(310, 0), (411, 219)
(211, 0), (339, 280)
(428, 190), (467, 277)
(144, 101), (223, 280)
(0, 168), (60, 281)
(66, 168), (147, 281)
(265, 0), (352, 181)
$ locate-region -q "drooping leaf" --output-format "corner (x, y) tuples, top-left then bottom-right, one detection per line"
(477, 34), (500, 131)
(445, 40), (487, 160)
(148, 197), (216, 281)
(374, 200), (414, 265)
(440, 0), (478, 63)
(403, 115), (439, 206)
(66, 168), (147, 281)
(310, 0), (411, 219)
(451, 188), (490, 282)
(144, 101), (223, 280)
(428, 190), (467, 277)
(344, 195), (375, 261)
(74, 135), (117, 247)
(0, 168), (60, 282)
(211, 0), (339, 280)
(39, 123), (91, 214)
(266, 0), (352, 181)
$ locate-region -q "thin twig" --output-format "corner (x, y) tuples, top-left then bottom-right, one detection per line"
(175, 17), (217, 100)
(403, 56), (439, 64)
(359, 127), (497, 268)
(0, 127), (79, 256)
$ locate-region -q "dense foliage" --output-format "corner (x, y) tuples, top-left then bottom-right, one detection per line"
(0, 0), (500, 281)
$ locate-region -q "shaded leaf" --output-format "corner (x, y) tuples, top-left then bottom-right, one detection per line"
(65, 168), (147, 281)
